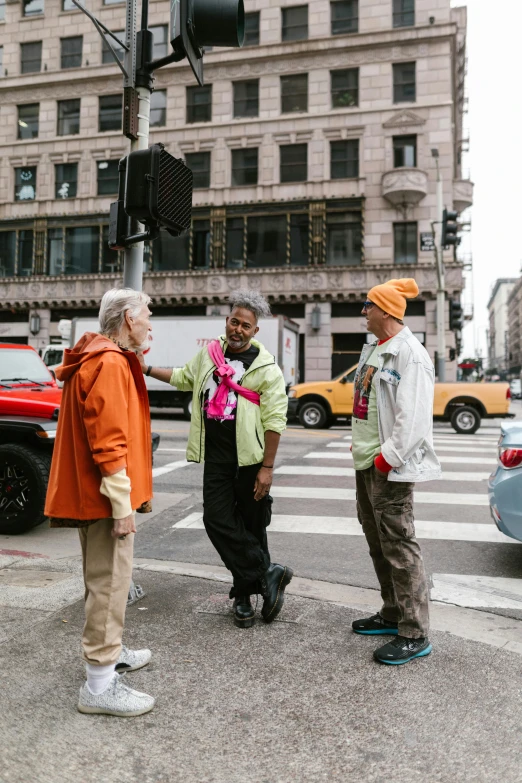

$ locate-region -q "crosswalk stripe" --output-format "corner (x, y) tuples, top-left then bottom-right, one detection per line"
(270, 486), (488, 506)
(275, 465), (489, 482)
(172, 512), (516, 544)
(326, 443), (496, 454)
(341, 435), (499, 445)
(152, 460), (190, 478)
(304, 451), (495, 466)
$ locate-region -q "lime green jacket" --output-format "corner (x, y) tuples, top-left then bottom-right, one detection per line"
(170, 336), (288, 466)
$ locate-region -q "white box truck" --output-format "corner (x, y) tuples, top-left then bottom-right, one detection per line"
(70, 315), (299, 418)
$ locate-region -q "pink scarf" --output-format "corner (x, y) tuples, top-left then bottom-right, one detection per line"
(206, 340), (260, 420)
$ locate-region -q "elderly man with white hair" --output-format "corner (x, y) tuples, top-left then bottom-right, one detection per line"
(45, 288), (156, 717)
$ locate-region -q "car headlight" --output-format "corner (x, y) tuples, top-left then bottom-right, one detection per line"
(288, 389), (297, 398)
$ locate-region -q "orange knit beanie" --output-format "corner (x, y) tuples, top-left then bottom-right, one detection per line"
(367, 278), (419, 319)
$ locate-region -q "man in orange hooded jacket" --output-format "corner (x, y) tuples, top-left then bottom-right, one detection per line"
(45, 288), (156, 717)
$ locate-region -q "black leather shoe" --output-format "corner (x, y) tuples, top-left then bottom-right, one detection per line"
(233, 595), (255, 628)
(260, 564), (294, 623)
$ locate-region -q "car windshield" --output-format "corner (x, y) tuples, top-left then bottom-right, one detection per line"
(0, 349), (54, 384)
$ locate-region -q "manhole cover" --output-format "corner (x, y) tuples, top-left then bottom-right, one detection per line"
(0, 569), (73, 588)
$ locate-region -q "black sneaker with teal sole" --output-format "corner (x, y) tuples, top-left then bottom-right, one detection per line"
(352, 613), (399, 635)
(373, 635), (432, 665)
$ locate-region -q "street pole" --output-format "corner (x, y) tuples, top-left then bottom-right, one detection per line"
(433, 157), (446, 382)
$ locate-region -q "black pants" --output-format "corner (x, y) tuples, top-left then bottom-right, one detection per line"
(203, 461), (271, 595)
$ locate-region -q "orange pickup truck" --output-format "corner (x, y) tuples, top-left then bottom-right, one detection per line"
(287, 365), (514, 434)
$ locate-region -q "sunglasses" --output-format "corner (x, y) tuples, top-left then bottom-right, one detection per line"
(362, 300), (375, 311)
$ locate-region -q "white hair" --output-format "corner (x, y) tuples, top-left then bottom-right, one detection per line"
(228, 289), (271, 322)
(98, 288), (151, 337)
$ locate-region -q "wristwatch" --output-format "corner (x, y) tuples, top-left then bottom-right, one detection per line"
(146, 366), (153, 377)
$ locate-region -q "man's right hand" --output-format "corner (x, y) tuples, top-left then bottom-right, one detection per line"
(112, 514), (137, 539)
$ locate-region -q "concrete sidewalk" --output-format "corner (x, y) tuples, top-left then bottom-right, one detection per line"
(1, 562), (521, 783)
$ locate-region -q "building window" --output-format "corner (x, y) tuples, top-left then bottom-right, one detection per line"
(393, 62), (416, 103)
(17, 104), (39, 140)
(101, 226), (120, 273)
(57, 99), (80, 136)
(226, 218), (244, 268)
(15, 167), (37, 201)
(185, 152), (211, 189)
(186, 85), (212, 123)
(23, 0), (44, 16)
(192, 220), (211, 268)
(18, 230), (34, 276)
(233, 80), (259, 118)
(0, 47), (3, 77)
(394, 222), (417, 264)
(331, 68), (358, 107)
(150, 231), (190, 271)
(281, 74), (308, 114)
(97, 160), (119, 195)
(326, 212), (362, 266)
(393, 135), (416, 167)
(244, 12), (260, 45)
(280, 144), (307, 183)
(99, 94), (122, 131)
(290, 214), (309, 266)
(65, 227), (99, 275)
(393, 0), (414, 28)
(150, 90), (166, 126)
(232, 148), (258, 186)
(0, 0), (5, 21)
(0, 232), (16, 277)
(102, 31), (125, 64)
(55, 163), (78, 199)
(21, 41), (42, 74)
(61, 36), (82, 68)
(330, 139), (359, 179)
(282, 5), (308, 42)
(63, 0), (79, 10)
(150, 25), (168, 59)
(247, 216), (287, 267)
(330, 0), (358, 35)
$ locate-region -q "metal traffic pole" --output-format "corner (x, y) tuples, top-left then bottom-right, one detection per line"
(431, 149), (446, 382)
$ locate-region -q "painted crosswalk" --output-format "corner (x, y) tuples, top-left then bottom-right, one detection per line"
(275, 465), (491, 482)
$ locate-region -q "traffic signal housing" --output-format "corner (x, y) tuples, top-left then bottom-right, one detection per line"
(449, 300), (464, 332)
(170, 0), (245, 86)
(442, 208), (460, 247)
(124, 143), (193, 236)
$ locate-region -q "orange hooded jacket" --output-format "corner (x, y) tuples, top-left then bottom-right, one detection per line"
(45, 332), (152, 524)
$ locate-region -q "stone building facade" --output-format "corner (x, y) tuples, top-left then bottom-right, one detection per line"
(507, 277), (522, 377)
(487, 278), (517, 377)
(0, 0), (472, 381)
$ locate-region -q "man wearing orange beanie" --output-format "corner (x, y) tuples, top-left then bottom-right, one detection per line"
(350, 278), (441, 665)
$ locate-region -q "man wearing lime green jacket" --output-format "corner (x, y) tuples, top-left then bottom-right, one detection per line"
(140, 290), (293, 629)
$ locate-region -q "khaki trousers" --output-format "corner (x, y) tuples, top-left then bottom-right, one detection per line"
(78, 519), (134, 666)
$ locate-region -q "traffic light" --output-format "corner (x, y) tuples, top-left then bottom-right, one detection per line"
(449, 300), (464, 332)
(124, 143), (193, 236)
(170, 0), (245, 86)
(441, 208), (460, 247)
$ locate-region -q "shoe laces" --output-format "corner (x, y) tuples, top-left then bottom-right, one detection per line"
(389, 635), (424, 651)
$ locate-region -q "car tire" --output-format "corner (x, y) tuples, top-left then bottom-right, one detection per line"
(299, 401), (329, 429)
(450, 406), (481, 435)
(0, 444), (52, 534)
(183, 395), (193, 421)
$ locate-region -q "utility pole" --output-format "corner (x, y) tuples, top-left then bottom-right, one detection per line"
(431, 148), (446, 382)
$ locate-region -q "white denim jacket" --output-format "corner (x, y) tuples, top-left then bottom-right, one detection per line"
(355, 327), (442, 483)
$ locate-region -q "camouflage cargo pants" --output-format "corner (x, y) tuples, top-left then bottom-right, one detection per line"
(356, 466), (429, 638)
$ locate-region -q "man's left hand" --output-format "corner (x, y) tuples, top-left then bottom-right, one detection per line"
(254, 467), (273, 501)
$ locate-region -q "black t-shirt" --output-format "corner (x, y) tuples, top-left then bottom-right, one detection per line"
(203, 344), (260, 464)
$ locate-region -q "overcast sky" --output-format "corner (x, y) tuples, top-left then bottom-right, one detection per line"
(453, 0), (522, 359)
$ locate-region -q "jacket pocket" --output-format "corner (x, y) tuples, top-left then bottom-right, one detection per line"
(255, 426), (264, 450)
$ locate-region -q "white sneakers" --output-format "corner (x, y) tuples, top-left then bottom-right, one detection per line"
(78, 646), (154, 717)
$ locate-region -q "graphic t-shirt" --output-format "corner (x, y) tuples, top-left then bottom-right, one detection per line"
(351, 342), (388, 471)
(203, 344), (260, 463)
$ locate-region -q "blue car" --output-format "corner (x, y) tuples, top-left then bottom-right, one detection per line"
(488, 421), (522, 542)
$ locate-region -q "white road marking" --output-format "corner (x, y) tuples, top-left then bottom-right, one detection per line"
(270, 485), (488, 506)
(172, 512), (517, 544)
(431, 574), (522, 610)
(305, 451), (495, 466)
(326, 442), (496, 454)
(157, 448), (187, 452)
(275, 465), (489, 482)
(152, 460), (190, 478)
(341, 435), (499, 445)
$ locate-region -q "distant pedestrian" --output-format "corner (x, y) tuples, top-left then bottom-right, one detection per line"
(140, 290), (293, 628)
(45, 288), (156, 716)
(351, 278), (441, 665)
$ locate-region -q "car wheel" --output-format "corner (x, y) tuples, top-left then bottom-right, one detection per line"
(183, 395), (193, 421)
(450, 406), (481, 435)
(299, 401), (328, 429)
(0, 444), (51, 534)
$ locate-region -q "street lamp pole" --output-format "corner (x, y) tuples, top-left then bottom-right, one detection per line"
(431, 149), (446, 382)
